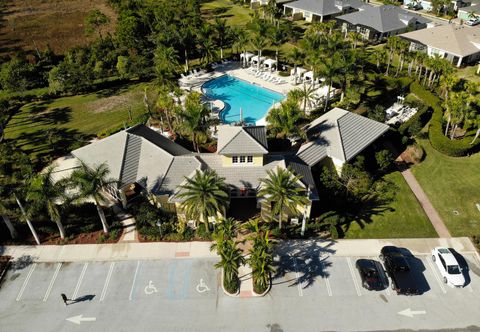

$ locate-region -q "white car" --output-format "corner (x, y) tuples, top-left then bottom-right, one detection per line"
(431, 247), (465, 287)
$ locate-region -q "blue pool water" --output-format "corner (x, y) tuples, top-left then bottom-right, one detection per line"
(202, 75), (285, 125)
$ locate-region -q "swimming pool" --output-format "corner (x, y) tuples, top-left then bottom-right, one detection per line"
(202, 75), (285, 125)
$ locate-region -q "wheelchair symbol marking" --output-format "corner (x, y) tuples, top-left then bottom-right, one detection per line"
(196, 279), (210, 293)
(144, 280), (158, 295)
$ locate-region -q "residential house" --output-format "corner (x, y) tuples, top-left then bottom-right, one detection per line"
(458, 3), (480, 20)
(402, 0), (470, 12)
(71, 124), (318, 223)
(336, 5), (430, 40)
(296, 108), (389, 174)
(251, 0), (295, 8)
(283, 0), (365, 22)
(400, 24), (480, 66)
(69, 109), (388, 224)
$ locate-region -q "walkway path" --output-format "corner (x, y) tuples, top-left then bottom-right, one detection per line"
(387, 141), (452, 238)
(119, 218), (137, 242)
(400, 168), (452, 238)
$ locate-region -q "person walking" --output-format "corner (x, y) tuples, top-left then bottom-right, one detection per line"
(61, 293), (69, 306)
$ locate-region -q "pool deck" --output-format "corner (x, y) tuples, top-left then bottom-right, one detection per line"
(179, 62), (297, 96)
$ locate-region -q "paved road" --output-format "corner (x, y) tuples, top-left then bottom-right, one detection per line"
(1, 246), (480, 331)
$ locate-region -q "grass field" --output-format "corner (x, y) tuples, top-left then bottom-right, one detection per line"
(0, 0), (116, 56)
(344, 171), (437, 239)
(201, 0), (252, 27)
(4, 83), (147, 161)
(412, 139), (480, 237)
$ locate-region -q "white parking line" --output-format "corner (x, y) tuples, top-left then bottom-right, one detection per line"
(100, 262), (115, 302)
(346, 257), (362, 297)
(72, 263), (88, 300)
(425, 256), (447, 294)
(129, 261), (141, 300)
(293, 258), (303, 297)
(321, 262), (333, 298)
(43, 262), (62, 302)
(16, 263), (37, 301)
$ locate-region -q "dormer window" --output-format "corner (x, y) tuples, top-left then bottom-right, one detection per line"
(232, 155), (254, 164)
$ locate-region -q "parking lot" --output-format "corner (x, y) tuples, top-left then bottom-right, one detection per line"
(1, 247), (480, 331)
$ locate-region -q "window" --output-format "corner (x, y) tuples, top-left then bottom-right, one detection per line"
(247, 156), (253, 163)
(239, 156), (246, 163)
(232, 156), (238, 163)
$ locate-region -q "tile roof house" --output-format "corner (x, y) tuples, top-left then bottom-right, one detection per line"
(69, 109), (387, 222)
(400, 24), (480, 67)
(283, 0), (365, 22)
(296, 108), (389, 173)
(336, 5), (430, 40)
(71, 124), (318, 222)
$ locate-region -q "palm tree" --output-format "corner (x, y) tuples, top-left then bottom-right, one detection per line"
(258, 167), (309, 229)
(348, 31), (362, 49)
(288, 47), (304, 83)
(371, 48), (386, 71)
(251, 35), (269, 70)
(439, 73), (459, 101)
(154, 45), (179, 87)
(233, 28), (250, 67)
(200, 38), (218, 65)
(467, 112), (480, 144)
(178, 169), (229, 232)
(385, 36), (399, 76)
(26, 167), (67, 239)
(319, 56), (340, 112)
(156, 88), (176, 133)
(214, 18), (229, 59)
(295, 84), (317, 113)
(214, 238), (245, 294)
(269, 24), (287, 72)
(248, 229), (274, 293)
(266, 100), (303, 139)
(177, 92), (212, 152)
(70, 162), (116, 234)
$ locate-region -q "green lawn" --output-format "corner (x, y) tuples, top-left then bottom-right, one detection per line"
(201, 0), (252, 27)
(4, 82), (148, 161)
(412, 139), (480, 237)
(344, 171), (438, 239)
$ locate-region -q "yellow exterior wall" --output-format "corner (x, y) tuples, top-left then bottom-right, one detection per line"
(221, 155), (264, 167)
(252, 155), (263, 166)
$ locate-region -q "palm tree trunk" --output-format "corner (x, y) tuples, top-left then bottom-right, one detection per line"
(2, 215), (17, 239)
(55, 218), (66, 239)
(15, 194), (40, 245)
(450, 124), (458, 140)
(220, 47), (224, 60)
(184, 49), (189, 72)
(203, 213), (210, 233)
(278, 202), (283, 230)
(471, 128), (480, 144)
(444, 114), (451, 136)
(275, 49), (279, 72)
(323, 83), (331, 112)
(95, 199), (109, 234)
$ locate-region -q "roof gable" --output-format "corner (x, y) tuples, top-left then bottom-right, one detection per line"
(297, 108), (389, 165)
(217, 125), (268, 155)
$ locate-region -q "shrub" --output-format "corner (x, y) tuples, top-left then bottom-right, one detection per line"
(375, 149), (394, 172)
(397, 105), (432, 137)
(403, 144), (424, 164)
(410, 81), (478, 156)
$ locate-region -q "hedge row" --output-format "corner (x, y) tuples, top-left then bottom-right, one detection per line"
(397, 104), (432, 137)
(409, 82), (478, 157)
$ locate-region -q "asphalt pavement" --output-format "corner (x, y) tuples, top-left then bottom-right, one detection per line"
(1, 240), (480, 332)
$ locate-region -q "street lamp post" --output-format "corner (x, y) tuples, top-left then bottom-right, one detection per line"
(300, 186), (311, 237)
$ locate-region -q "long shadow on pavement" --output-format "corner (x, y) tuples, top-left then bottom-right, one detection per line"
(272, 239), (336, 289)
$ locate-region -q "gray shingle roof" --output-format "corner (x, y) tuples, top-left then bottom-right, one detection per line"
(127, 125), (190, 156)
(217, 125), (268, 155)
(337, 5), (430, 33)
(72, 130), (128, 182)
(286, 158), (319, 200)
(400, 24), (480, 57)
(297, 108), (389, 165)
(284, 0), (364, 16)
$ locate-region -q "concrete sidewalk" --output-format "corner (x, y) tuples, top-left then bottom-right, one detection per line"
(1, 237), (477, 263)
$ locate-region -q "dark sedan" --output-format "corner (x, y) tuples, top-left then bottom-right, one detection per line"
(355, 259), (385, 290)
